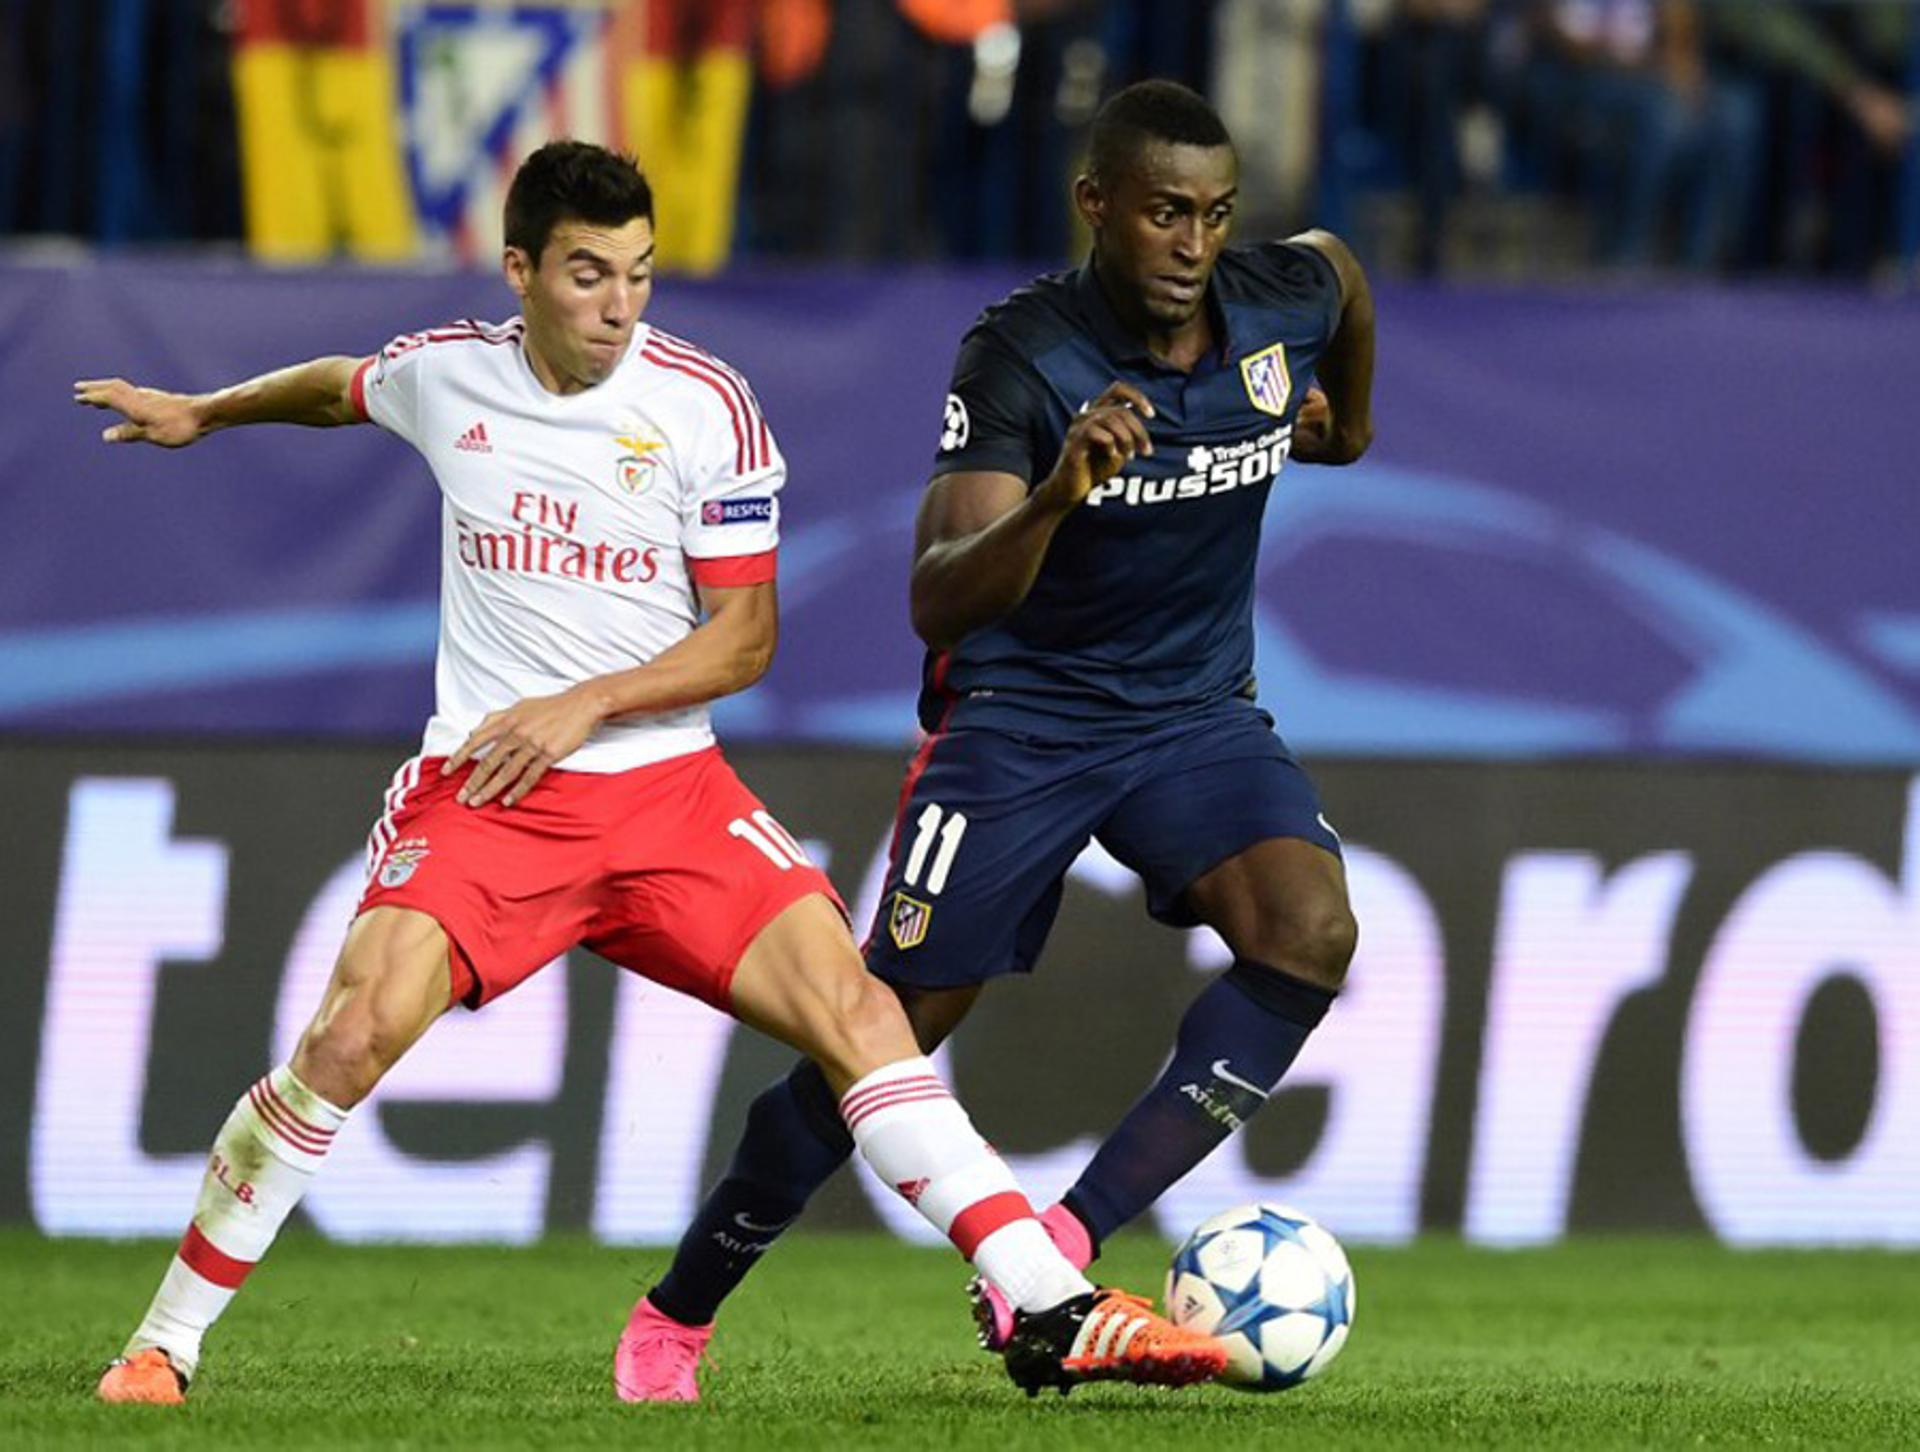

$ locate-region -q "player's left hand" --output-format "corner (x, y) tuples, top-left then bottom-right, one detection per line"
(1290, 387), (1335, 463)
(443, 687), (606, 808)
(74, 377), (208, 448)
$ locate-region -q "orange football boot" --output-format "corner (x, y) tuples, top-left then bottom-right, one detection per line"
(1002, 1288), (1227, 1395)
(97, 1348), (187, 1405)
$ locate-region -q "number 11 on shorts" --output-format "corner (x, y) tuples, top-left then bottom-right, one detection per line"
(902, 803), (968, 895)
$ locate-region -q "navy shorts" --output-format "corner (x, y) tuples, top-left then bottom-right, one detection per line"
(863, 699), (1341, 989)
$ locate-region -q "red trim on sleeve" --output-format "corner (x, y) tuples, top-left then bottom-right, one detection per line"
(948, 1191), (1037, 1260)
(179, 1224), (255, 1290)
(643, 344), (754, 473)
(643, 329), (772, 475)
(688, 550), (776, 587)
(349, 356), (374, 421)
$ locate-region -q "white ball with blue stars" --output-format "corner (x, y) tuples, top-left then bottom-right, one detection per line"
(1165, 1202), (1355, 1390)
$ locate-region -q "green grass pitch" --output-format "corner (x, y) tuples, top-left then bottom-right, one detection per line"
(3, 1229), (1916, 1448)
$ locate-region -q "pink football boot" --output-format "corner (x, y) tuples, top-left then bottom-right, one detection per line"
(613, 1295), (713, 1403)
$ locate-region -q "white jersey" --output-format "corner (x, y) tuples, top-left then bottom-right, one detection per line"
(353, 317), (783, 772)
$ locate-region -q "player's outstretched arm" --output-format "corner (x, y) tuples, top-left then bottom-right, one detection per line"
(1287, 229), (1374, 466)
(909, 381), (1153, 651)
(73, 355), (369, 448)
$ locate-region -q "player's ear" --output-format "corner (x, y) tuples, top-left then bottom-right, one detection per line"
(1073, 173), (1106, 231)
(503, 245), (535, 300)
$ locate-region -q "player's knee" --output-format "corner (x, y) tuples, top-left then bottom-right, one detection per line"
(292, 1009), (392, 1108)
(297, 976), (427, 1102)
(293, 915), (446, 1105)
(1299, 904), (1358, 989)
(1246, 902), (1357, 992)
(808, 967), (920, 1083)
(835, 970), (912, 1054)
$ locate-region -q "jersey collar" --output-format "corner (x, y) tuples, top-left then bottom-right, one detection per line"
(1074, 257), (1234, 372)
(513, 322), (649, 400)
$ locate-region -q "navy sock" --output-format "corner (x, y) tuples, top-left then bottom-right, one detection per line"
(1063, 960), (1334, 1245)
(648, 1059), (853, 1326)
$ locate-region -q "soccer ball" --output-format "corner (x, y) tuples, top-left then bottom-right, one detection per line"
(1165, 1202), (1355, 1390)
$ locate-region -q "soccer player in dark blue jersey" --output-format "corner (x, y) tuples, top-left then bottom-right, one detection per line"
(619, 79), (1375, 1399)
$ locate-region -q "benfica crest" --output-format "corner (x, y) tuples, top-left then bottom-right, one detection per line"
(378, 838), (431, 889)
(614, 431), (664, 494)
(1239, 342), (1293, 418)
(887, 891), (933, 951)
(616, 455), (655, 493)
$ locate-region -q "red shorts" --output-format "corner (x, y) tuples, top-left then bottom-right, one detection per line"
(357, 746), (843, 1013)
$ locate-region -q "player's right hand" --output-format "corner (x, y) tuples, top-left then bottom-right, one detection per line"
(1037, 381), (1155, 512)
(73, 377), (206, 448)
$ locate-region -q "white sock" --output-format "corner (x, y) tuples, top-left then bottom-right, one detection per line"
(840, 1058), (1092, 1314)
(125, 1065), (348, 1378)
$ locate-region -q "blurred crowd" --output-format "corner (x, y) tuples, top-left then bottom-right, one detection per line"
(0, 0), (1914, 280)
(1361, 0), (1918, 276)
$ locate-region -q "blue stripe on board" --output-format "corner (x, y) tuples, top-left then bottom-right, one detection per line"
(0, 603), (439, 715)
(1860, 614), (1920, 675)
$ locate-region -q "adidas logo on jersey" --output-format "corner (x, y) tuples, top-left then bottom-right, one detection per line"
(454, 421), (493, 454)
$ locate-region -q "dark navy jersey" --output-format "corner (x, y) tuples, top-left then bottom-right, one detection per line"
(922, 241), (1344, 736)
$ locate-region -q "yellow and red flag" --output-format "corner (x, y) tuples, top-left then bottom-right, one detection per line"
(611, 0), (754, 274)
(231, 0), (417, 261)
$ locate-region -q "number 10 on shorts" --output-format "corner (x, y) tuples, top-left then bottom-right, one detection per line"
(728, 810), (813, 870)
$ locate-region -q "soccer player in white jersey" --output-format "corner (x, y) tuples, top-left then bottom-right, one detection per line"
(74, 141), (1224, 1405)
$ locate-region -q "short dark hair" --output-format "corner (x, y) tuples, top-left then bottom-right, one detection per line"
(504, 140), (654, 262)
(1086, 80), (1232, 186)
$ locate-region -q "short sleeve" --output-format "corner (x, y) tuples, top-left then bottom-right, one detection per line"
(353, 332), (431, 446)
(930, 326), (1050, 482)
(679, 370), (783, 582)
(1245, 241), (1345, 348)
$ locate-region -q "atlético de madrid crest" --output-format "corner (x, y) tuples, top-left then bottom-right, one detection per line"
(888, 891), (932, 951)
(1239, 342), (1293, 418)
